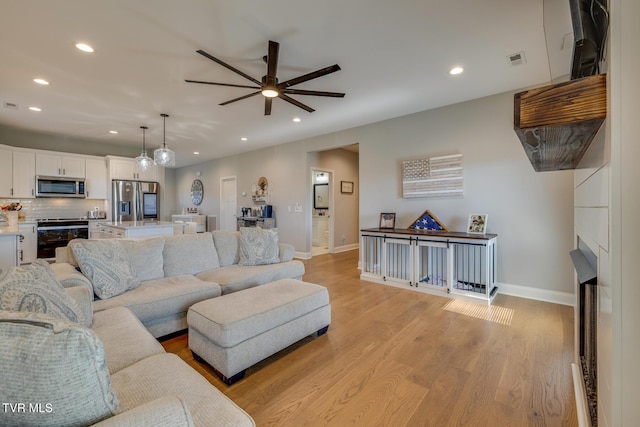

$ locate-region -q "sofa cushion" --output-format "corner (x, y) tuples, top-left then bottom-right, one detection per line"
(163, 232), (220, 277)
(238, 227), (280, 266)
(121, 237), (165, 281)
(0, 259), (89, 326)
(110, 353), (254, 426)
(93, 275), (221, 324)
(92, 396), (195, 427)
(92, 306), (165, 373)
(49, 261), (93, 294)
(0, 311), (119, 426)
(212, 230), (240, 267)
(196, 260), (305, 295)
(70, 239), (141, 299)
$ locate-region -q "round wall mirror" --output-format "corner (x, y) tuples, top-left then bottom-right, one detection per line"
(191, 179), (204, 205)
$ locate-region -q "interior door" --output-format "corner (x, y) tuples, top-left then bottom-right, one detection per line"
(220, 177), (237, 231)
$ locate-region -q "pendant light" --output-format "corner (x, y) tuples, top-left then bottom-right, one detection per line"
(154, 113), (175, 167)
(135, 125), (154, 171)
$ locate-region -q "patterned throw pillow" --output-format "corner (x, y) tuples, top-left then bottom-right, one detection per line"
(238, 227), (280, 266)
(0, 310), (119, 426)
(70, 239), (141, 299)
(0, 259), (88, 326)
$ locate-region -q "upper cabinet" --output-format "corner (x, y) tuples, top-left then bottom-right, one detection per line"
(107, 156), (157, 181)
(36, 152), (85, 178)
(85, 157), (108, 199)
(0, 146), (36, 198)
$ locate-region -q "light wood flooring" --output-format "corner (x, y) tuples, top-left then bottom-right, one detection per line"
(162, 250), (577, 426)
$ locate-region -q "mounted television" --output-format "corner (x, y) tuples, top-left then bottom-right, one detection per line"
(570, 0), (609, 79)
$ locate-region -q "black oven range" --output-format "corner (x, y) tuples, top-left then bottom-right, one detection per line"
(36, 218), (89, 259)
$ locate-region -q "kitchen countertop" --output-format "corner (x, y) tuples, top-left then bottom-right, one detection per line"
(0, 224), (21, 235)
(102, 221), (177, 230)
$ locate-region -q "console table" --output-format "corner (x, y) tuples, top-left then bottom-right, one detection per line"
(360, 228), (498, 304)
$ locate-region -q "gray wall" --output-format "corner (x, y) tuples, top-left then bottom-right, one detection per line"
(176, 89), (575, 294)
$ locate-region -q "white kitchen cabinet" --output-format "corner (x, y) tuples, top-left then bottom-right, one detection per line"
(0, 147), (12, 197)
(13, 150), (36, 198)
(0, 233), (19, 269)
(0, 147), (36, 198)
(18, 222), (37, 264)
(36, 152), (85, 178)
(85, 158), (108, 199)
(108, 156), (157, 181)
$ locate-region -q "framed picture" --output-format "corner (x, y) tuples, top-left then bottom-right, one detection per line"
(341, 181), (354, 194)
(467, 214), (488, 234)
(379, 213), (396, 229)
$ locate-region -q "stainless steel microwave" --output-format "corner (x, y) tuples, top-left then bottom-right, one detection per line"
(36, 176), (86, 198)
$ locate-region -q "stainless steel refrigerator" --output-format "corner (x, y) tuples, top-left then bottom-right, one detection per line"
(112, 180), (159, 222)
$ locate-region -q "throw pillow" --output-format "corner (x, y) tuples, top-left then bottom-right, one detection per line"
(212, 230), (240, 266)
(163, 232), (220, 277)
(0, 311), (119, 426)
(0, 259), (89, 326)
(238, 227), (280, 266)
(120, 237), (165, 282)
(70, 239), (141, 299)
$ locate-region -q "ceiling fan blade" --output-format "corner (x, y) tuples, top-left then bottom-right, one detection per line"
(281, 88), (345, 98)
(278, 93), (315, 113)
(266, 40), (279, 83)
(196, 49), (262, 86)
(185, 79), (260, 90)
(264, 98), (273, 116)
(279, 64), (341, 88)
(219, 91), (262, 106)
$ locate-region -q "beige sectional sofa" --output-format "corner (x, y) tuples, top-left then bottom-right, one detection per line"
(52, 230), (305, 337)
(0, 260), (255, 426)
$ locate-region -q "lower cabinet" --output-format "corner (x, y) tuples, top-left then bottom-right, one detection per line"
(237, 217), (275, 230)
(0, 234), (19, 268)
(18, 223), (37, 264)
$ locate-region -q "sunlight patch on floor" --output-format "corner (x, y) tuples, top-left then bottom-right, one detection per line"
(442, 299), (514, 326)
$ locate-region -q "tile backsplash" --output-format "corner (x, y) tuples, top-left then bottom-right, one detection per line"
(0, 198), (108, 220)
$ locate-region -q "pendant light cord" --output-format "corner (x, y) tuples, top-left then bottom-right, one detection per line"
(161, 113), (169, 149)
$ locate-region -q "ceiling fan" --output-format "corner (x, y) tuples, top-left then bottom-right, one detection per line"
(185, 40), (345, 115)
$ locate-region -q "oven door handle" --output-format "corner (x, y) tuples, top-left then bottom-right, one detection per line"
(37, 225), (89, 231)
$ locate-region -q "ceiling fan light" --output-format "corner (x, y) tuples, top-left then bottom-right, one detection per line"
(261, 87), (279, 98)
(153, 114), (176, 167)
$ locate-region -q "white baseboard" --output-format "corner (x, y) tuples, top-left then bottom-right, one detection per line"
(497, 282), (574, 306)
(332, 243), (359, 253)
(295, 251), (311, 259)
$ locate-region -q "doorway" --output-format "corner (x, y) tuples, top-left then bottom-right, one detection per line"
(311, 169), (333, 256)
(220, 176), (237, 231)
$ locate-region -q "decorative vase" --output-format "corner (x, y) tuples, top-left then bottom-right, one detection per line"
(6, 211), (18, 226)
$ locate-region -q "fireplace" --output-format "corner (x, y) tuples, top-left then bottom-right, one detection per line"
(570, 237), (597, 426)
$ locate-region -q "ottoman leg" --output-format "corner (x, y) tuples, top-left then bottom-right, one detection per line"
(317, 325), (329, 336)
(221, 370), (246, 386)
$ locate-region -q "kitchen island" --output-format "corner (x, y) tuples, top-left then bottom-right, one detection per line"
(97, 221), (179, 239)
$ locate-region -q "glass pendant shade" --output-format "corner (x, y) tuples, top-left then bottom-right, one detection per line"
(154, 113), (175, 167)
(135, 126), (154, 172)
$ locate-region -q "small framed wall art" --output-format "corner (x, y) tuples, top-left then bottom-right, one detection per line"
(379, 213), (396, 229)
(467, 214), (488, 234)
(341, 181), (354, 194)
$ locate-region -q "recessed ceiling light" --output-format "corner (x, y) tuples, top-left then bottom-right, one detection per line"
(449, 66), (464, 75)
(193, 151), (200, 155)
(75, 43), (94, 53)
(28, 106), (42, 112)
(33, 78), (49, 85)
(241, 137), (247, 141)
(293, 117), (301, 122)
(109, 130), (118, 134)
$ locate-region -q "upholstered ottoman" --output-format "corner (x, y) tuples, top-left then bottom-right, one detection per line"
(187, 278), (331, 385)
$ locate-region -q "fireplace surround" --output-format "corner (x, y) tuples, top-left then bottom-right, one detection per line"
(570, 237), (598, 426)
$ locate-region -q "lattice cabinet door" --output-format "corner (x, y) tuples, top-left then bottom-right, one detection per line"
(414, 238), (452, 294)
(382, 237), (413, 285)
